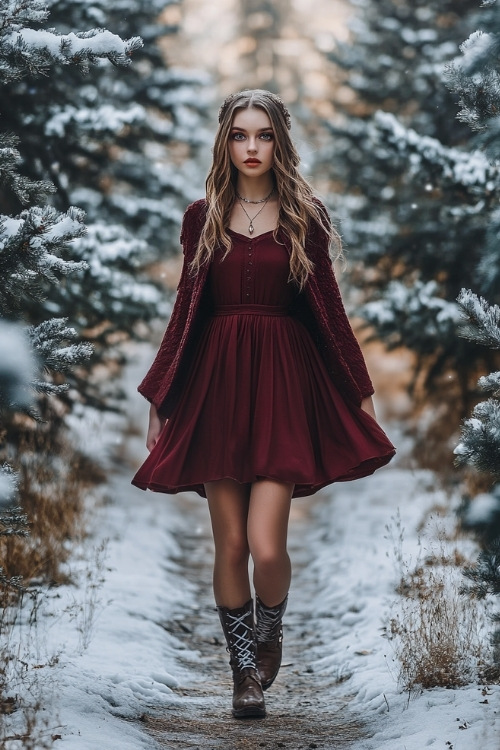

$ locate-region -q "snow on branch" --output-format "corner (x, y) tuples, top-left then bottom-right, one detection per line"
(0, 23), (143, 81)
(361, 279), (462, 350)
(373, 110), (499, 189)
(479, 371), (500, 398)
(458, 30), (498, 76)
(455, 289), (500, 477)
(0, 1), (49, 32)
(45, 103), (146, 138)
(28, 318), (93, 394)
(0, 205), (88, 314)
(454, 399), (500, 478)
(456, 289), (500, 349)
(444, 16), (500, 159)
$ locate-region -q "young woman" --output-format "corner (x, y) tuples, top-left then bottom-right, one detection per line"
(132, 90), (395, 719)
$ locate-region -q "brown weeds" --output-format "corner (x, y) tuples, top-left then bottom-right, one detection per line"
(390, 563), (485, 691)
(0, 425), (104, 597)
(386, 513), (487, 692)
(0, 415), (106, 746)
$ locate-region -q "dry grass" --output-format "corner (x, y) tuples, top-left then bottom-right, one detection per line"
(386, 514), (488, 693)
(0, 424), (105, 596)
(389, 564), (485, 692)
(0, 415), (107, 746)
(0, 594), (61, 749)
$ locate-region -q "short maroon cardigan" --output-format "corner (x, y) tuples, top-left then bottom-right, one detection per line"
(138, 198), (374, 419)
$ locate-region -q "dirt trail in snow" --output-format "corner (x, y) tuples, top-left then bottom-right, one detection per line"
(142, 491), (366, 750)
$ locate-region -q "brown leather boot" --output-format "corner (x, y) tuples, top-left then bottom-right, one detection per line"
(255, 594), (288, 690)
(217, 599), (266, 719)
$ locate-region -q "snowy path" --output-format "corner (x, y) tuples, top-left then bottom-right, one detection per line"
(143, 490), (365, 749)
(52, 352), (498, 749)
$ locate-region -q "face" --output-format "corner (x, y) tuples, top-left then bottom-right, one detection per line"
(228, 107), (275, 178)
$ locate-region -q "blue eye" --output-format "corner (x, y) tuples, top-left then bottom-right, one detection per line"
(230, 132), (274, 141)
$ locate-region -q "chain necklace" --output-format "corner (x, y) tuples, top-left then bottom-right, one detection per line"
(236, 188), (274, 204)
(237, 189), (274, 235)
(237, 194), (273, 235)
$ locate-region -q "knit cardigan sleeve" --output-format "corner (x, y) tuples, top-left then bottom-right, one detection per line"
(303, 200), (375, 405)
(137, 200), (205, 411)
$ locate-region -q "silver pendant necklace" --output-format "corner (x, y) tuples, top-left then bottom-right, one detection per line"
(237, 190), (273, 234)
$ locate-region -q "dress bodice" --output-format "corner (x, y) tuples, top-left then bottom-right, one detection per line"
(208, 229), (299, 308)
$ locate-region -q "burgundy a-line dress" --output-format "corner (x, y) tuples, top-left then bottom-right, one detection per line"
(132, 229), (395, 499)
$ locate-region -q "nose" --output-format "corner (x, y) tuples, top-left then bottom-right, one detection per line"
(247, 137), (258, 153)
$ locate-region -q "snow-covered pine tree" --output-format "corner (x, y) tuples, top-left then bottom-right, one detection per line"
(444, 0), (500, 300)
(444, 6), (500, 671)
(0, 0), (209, 414)
(319, 0), (500, 452)
(454, 290), (500, 673)
(455, 291), (500, 487)
(0, 0), (147, 593)
(0, 1), (144, 407)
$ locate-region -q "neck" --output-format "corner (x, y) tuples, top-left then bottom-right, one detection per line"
(236, 174), (274, 202)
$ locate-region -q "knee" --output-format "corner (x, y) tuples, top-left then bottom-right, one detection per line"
(251, 545), (288, 575)
(216, 532), (249, 568)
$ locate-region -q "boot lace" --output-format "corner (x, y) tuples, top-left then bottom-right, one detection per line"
(227, 611), (255, 669)
(256, 603), (282, 644)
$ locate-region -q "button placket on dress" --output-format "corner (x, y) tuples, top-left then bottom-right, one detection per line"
(245, 239), (253, 299)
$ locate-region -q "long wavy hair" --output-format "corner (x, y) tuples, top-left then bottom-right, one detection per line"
(189, 89), (341, 289)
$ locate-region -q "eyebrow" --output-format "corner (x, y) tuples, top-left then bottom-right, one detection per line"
(230, 127), (274, 132)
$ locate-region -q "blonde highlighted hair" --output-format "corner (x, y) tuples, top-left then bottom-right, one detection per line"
(189, 89), (341, 289)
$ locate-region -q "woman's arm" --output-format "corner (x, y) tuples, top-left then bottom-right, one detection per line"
(360, 396), (376, 420)
(146, 403), (166, 452)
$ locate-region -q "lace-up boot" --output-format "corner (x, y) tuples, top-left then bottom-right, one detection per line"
(217, 599), (266, 718)
(255, 594), (288, 690)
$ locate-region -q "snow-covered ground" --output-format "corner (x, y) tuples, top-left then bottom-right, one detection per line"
(4, 351), (499, 749)
(310, 462), (500, 749)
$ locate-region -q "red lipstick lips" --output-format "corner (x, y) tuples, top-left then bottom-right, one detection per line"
(244, 158), (261, 164)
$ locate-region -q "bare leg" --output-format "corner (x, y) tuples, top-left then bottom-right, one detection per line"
(247, 479), (294, 606)
(205, 478), (251, 608)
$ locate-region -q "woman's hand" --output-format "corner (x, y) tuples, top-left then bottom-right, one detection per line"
(146, 403), (166, 452)
(360, 396), (377, 420)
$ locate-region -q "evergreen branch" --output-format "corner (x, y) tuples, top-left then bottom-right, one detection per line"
(0, 1), (49, 33)
(44, 103), (147, 139)
(374, 111), (500, 190)
(0, 206), (88, 314)
(30, 379), (69, 396)
(479, 371), (500, 397)
(456, 289), (500, 349)
(454, 400), (500, 478)
(0, 131), (56, 205)
(461, 541), (500, 598)
(360, 279), (462, 352)
(28, 318), (94, 374)
(0, 27), (143, 82)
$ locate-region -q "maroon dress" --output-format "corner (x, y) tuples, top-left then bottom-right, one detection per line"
(132, 229), (395, 498)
